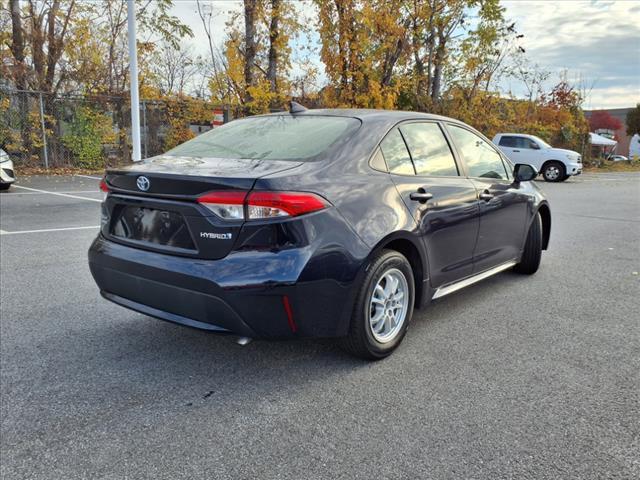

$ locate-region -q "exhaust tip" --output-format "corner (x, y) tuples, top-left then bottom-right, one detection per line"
(235, 336), (252, 346)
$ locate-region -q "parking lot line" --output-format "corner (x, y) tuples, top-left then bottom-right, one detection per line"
(0, 225), (100, 235)
(12, 185), (102, 202)
(6, 190), (100, 195)
(74, 174), (103, 180)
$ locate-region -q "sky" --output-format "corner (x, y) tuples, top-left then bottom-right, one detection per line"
(500, 0), (640, 109)
(170, 0), (640, 110)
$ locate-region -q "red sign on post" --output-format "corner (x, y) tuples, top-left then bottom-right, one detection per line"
(212, 109), (224, 127)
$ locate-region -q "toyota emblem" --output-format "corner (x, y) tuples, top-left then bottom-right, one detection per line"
(136, 176), (150, 191)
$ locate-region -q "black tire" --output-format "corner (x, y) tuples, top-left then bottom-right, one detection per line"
(0, 182), (11, 191)
(340, 249), (415, 360)
(514, 212), (542, 274)
(542, 161), (565, 182)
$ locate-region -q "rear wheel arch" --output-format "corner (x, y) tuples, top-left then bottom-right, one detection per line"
(514, 211), (542, 274)
(369, 235), (426, 308)
(536, 204), (551, 250)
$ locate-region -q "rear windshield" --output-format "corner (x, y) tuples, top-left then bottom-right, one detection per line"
(166, 115), (360, 160)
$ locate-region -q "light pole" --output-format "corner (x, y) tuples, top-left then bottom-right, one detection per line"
(127, 0), (141, 162)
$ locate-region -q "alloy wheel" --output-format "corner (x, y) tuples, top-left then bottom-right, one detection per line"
(368, 268), (410, 343)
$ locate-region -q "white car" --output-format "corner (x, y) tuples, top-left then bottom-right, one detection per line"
(0, 148), (16, 190)
(608, 154), (628, 161)
(492, 133), (582, 182)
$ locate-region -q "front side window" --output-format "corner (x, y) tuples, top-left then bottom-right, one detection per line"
(515, 137), (533, 149)
(399, 123), (458, 176)
(525, 138), (540, 149)
(501, 158), (513, 180)
(165, 115), (360, 161)
(380, 128), (415, 175)
(531, 135), (551, 148)
(448, 125), (508, 180)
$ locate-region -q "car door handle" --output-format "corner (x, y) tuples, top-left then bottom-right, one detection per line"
(409, 192), (433, 202)
(512, 149), (520, 152)
(479, 191), (494, 201)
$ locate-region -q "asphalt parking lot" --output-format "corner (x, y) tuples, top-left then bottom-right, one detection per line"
(1, 172), (639, 479)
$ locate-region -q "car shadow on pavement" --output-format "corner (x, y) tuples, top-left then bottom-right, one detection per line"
(14, 270), (528, 423)
(47, 313), (371, 410)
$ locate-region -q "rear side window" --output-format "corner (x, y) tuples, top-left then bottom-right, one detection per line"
(370, 149), (387, 172)
(380, 128), (415, 175)
(165, 115), (360, 160)
(448, 125), (508, 180)
(498, 136), (518, 147)
(399, 123), (458, 176)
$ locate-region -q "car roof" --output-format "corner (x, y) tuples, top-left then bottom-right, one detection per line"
(255, 108), (501, 149)
(262, 108), (463, 125)
(495, 133), (536, 138)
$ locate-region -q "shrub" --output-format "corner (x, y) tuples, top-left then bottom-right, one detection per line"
(62, 106), (115, 168)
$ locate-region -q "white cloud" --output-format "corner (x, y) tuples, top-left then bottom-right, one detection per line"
(586, 85), (640, 109)
(501, 0), (640, 109)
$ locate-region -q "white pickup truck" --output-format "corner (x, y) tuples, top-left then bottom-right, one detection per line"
(492, 133), (582, 182)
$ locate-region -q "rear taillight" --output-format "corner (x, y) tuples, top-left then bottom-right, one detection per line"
(197, 191), (329, 221)
(247, 192), (328, 219)
(99, 177), (109, 202)
(198, 191), (247, 220)
(99, 177), (110, 226)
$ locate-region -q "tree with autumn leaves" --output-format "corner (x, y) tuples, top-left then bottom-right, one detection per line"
(2, 0), (592, 165)
(225, 0), (587, 153)
(589, 110), (623, 133)
(2, 0), (193, 96)
(1, 0), (209, 164)
(204, 0), (302, 113)
(314, 0), (515, 111)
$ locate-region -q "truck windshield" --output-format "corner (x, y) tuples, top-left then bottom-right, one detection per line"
(166, 115), (361, 161)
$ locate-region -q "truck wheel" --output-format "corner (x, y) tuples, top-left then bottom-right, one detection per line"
(340, 249), (414, 360)
(542, 161), (565, 182)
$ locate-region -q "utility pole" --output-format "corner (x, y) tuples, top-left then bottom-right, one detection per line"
(127, 0), (141, 161)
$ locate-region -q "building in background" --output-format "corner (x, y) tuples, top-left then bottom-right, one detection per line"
(584, 107), (634, 157)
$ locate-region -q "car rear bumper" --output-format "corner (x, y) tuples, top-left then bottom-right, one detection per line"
(88, 234), (358, 339)
(95, 267), (257, 336)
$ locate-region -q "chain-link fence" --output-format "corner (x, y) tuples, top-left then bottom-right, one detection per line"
(0, 89), (242, 169)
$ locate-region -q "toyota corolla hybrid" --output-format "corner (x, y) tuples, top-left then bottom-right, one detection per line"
(89, 105), (551, 359)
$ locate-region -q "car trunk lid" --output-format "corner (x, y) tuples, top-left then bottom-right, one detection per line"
(102, 155), (302, 260)
(105, 155), (302, 197)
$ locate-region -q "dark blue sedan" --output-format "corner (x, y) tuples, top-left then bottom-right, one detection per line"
(89, 105), (550, 359)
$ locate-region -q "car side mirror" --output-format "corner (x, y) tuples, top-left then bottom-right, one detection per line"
(530, 143), (541, 150)
(513, 163), (537, 183)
